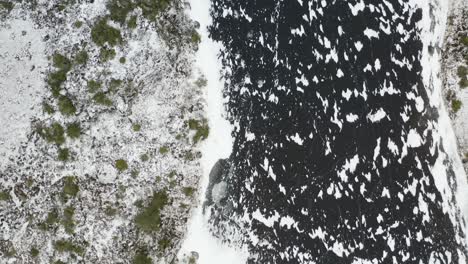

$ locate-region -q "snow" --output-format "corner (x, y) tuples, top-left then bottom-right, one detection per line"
(178, 0), (249, 262)
(413, 0), (468, 251)
(0, 18), (47, 169)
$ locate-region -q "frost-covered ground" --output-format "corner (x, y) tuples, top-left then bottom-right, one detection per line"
(441, 0), (468, 172)
(178, 0), (249, 263)
(0, 0), (209, 263)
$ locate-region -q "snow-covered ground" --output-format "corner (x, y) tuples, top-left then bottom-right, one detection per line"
(0, 18), (47, 170)
(417, 0), (468, 251)
(177, 0), (249, 263)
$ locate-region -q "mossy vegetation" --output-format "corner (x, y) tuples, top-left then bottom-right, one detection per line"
(133, 251), (152, 264)
(0, 190), (10, 201)
(461, 35), (468, 46)
(159, 146), (169, 154)
(63, 176), (79, 197)
(0, 1), (14, 12)
(134, 190), (168, 232)
(109, 78), (123, 91)
(58, 95), (77, 116)
(182, 187), (195, 197)
(452, 99), (462, 113)
(128, 15), (137, 29)
(115, 159), (128, 171)
(190, 30), (201, 45)
(48, 69), (68, 98)
(54, 239), (84, 255)
(458, 66), (468, 88)
(53, 53), (72, 72)
(188, 119), (209, 143)
(132, 123), (141, 131)
(30, 247), (39, 257)
(62, 206), (76, 234)
(119, 56), (127, 63)
(93, 92), (113, 106)
(66, 123), (81, 139)
(91, 18), (122, 47)
(140, 153), (149, 162)
(38, 122), (65, 145)
(75, 50), (89, 65)
(100, 47), (116, 62)
(58, 148), (70, 161)
(38, 209), (59, 231)
(43, 102), (55, 114)
(74, 20), (83, 28)
(104, 206), (118, 217)
(87, 79), (102, 93)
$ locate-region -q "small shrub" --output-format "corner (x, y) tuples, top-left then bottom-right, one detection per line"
(47, 70), (68, 97)
(93, 92), (113, 106)
(132, 123), (141, 131)
(452, 99), (462, 113)
(43, 102), (55, 114)
(0, 191), (10, 201)
(158, 237), (171, 251)
(119, 56), (126, 63)
(182, 187), (195, 197)
(159, 146), (169, 154)
(38, 209), (59, 230)
(188, 119), (209, 143)
(58, 148), (70, 161)
(63, 176), (79, 197)
(58, 95), (77, 116)
(62, 206), (75, 234)
(131, 169), (139, 178)
(461, 35), (468, 46)
(30, 247), (39, 257)
(457, 66), (467, 77)
(100, 47), (116, 62)
(0, 1), (14, 12)
(53, 240), (84, 255)
(115, 159), (128, 171)
(38, 122), (65, 145)
(91, 18), (122, 47)
(75, 50), (89, 65)
(109, 78), (123, 91)
(108, 0), (134, 24)
(53, 53), (72, 72)
(191, 30), (201, 44)
(140, 153), (149, 162)
(104, 206), (118, 217)
(134, 190), (168, 232)
(133, 251), (152, 264)
(66, 123), (81, 139)
(127, 15), (137, 29)
(74, 20), (83, 28)
(194, 77), (207, 88)
(139, 0), (171, 21)
(87, 80), (102, 93)
(460, 77), (468, 89)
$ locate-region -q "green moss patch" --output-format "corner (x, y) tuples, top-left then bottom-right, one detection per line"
(452, 99), (462, 113)
(87, 79), (102, 93)
(30, 247), (39, 257)
(0, 190), (10, 201)
(54, 240), (84, 255)
(58, 148), (70, 161)
(188, 119), (209, 143)
(66, 123), (81, 139)
(100, 47), (116, 62)
(159, 146), (169, 154)
(93, 92), (113, 106)
(75, 50), (89, 65)
(62, 206), (75, 234)
(133, 251), (152, 264)
(38, 122), (65, 145)
(58, 95), (77, 116)
(115, 159), (128, 171)
(91, 18), (122, 47)
(182, 187), (195, 197)
(134, 190), (168, 232)
(63, 176), (79, 197)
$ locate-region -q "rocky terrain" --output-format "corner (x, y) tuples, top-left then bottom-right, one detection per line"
(0, 0), (206, 263)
